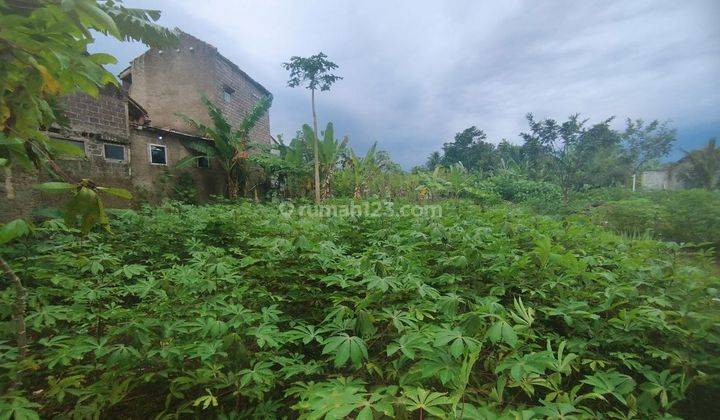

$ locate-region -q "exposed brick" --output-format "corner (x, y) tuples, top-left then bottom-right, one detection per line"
(1, 32), (269, 220)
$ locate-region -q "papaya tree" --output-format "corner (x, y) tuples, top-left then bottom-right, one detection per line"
(283, 53), (342, 202)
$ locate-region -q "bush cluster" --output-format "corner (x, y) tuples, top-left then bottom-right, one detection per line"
(591, 189), (720, 247)
(1, 201), (718, 418)
(487, 174), (563, 203)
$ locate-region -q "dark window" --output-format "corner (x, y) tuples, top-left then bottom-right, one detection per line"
(197, 155), (210, 168)
(103, 144), (125, 161)
(149, 144), (167, 165)
(223, 86), (234, 102)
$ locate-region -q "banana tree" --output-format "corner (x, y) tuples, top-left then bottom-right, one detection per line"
(416, 167), (449, 202)
(347, 142), (378, 199)
(275, 134), (313, 198)
(679, 138), (720, 190)
(445, 162), (473, 201)
(178, 95), (272, 198)
(303, 123), (347, 199)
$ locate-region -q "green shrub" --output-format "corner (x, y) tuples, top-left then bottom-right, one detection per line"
(488, 173), (563, 203)
(0, 201), (717, 418)
(466, 180), (502, 206)
(592, 190), (720, 248)
(594, 198), (667, 236)
(569, 186), (635, 207)
(655, 189), (720, 245)
(171, 172), (199, 204)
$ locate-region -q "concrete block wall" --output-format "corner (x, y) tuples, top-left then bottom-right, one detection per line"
(62, 87), (129, 143)
(127, 32), (273, 144)
(0, 137), (133, 221)
(127, 35), (217, 134)
(1, 32), (270, 220)
(130, 129), (226, 202)
(214, 56), (273, 145)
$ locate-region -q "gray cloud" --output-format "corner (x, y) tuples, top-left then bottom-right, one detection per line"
(94, 0), (720, 167)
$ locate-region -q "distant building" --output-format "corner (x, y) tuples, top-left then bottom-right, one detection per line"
(1, 32), (273, 220)
(641, 162), (689, 190)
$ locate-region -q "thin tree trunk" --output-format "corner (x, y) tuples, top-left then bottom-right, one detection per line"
(311, 89), (321, 203)
(1, 256), (27, 359)
(228, 176), (239, 199)
(321, 165), (334, 199)
(4, 166), (15, 200)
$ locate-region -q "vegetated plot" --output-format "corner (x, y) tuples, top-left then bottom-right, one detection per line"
(0, 201), (718, 419)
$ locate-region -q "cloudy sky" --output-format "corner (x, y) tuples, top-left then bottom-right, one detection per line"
(93, 0), (720, 168)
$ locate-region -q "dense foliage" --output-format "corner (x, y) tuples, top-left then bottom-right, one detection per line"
(587, 189), (720, 248)
(1, 201), (718, 418)
(422, 116), (679, 196)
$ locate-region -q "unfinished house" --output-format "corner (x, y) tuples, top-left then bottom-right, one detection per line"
(0, 32), (273, 220)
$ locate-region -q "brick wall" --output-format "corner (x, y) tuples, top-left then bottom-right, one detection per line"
(127, 32), (272, 143)
(0, 136), (133, 221)
(62, 87), (129, 143)
(127, 35), (217, 133)
(1, 88), (133, 220)
(214, 56), (273, 144)
(130, 128), (226, 202)
(1, 33), (269, 220)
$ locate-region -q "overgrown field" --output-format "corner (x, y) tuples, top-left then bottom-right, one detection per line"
(1, 201), (719, 419)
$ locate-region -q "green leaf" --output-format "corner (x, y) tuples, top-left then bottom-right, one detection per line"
(34, 182), (75, 192)
(486, 319), (518, 347)
(89, 53), (118, 65)
(356, 405), (373, 420)
(581, 371), (636, 405)
(322, 334), (368, 368)
(175, 154), (203, 169)
(97, 186), (133, 200)
(401, 387), (451, 418)
(0, 219), (33, 244)
(46, 138), (85, 157)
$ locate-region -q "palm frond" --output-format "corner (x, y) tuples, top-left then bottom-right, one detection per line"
(181, 139), (216, 156)
(239, 95), (273, 139)
(175, 155), (203, 169)
(201, 96), (233, 139)
(101, 3), (178, 47)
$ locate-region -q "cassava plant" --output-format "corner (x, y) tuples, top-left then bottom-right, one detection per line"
(0, 0), (175, 366)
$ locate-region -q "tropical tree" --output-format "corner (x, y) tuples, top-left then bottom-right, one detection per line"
(1, 0), (175, 192)
(622, 119), (676, 178)
(425, 151), (442, 171)
(347, 142), (378, 199)
(520, 113), (623, 202)
(678, 138), (720, 190)
(178, 95), (272, 198)
(444, 162), (474, 202)
(0, 0), (175, 361)
(441, 126), (497, 173)
(303, 123), (347, 199)
(277, 134), (313, 198)
(283, 53), (342, 202)
(495, 140), (526, 173)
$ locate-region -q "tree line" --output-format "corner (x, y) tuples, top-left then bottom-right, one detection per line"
(423, 116), (719, 197)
